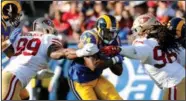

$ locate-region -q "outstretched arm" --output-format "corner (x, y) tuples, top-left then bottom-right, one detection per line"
(101, 45), (150, 62)
(119, 45), (150, 62)
(47, 44), (67, 60)
(64, 43), (99, 60)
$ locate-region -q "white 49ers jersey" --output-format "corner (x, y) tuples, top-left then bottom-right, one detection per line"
(131, 38), (185, 88)
(4, 31), (62, 87)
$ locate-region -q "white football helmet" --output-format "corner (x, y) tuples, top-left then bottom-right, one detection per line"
(33, 17), (55, 34)
(132, 14), (161, 36)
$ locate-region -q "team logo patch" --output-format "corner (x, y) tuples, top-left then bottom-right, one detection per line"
(139, 16), (150, 24)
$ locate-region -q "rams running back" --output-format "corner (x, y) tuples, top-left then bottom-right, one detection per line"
(66, 14), (123, 100)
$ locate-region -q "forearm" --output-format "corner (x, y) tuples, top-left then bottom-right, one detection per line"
(119, 46), (139, 59)
(64, 44), (99, 60)
(50, 48), (66, 60)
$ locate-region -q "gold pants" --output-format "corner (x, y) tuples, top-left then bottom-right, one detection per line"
(68, 76), (123, 100)
(163, 77), (185, 100)
(2, 71), (29, 100)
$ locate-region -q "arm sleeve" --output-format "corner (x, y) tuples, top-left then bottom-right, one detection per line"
(119, 44), (151, 62)
(43, 34), (62, 50)
(9, 28), (22, 44)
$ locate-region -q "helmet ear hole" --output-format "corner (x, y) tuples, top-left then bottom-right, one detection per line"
(46, 29), (50, 34)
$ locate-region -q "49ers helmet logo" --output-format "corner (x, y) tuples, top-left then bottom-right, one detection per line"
(42, 19), (54, 27)
(139, 16), (150, 24)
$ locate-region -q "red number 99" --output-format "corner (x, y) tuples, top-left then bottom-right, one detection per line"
(14, 38), (41, 56)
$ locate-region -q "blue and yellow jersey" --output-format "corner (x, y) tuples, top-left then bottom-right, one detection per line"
(68, 28), (121, 83)
(1, 21), (12, 37)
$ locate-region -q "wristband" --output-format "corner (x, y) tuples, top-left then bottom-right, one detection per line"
(112, 56), (118, 64)
(112, 57), (116, 64)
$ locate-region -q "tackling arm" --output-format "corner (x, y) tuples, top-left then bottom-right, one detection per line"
(63, 43), (99, 60)
(47, 44), (84, 60)
(119, 46), (139, 59)
(47, 44), (67, 60)
(119, 45), (150, 62)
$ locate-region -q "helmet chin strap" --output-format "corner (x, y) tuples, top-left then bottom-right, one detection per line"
(99, 29), (116, 44)
(103, 39), (114, 44)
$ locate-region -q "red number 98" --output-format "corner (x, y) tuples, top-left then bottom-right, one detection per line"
(153, 46), (177, 68)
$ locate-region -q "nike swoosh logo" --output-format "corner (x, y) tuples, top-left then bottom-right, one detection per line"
(86, 49), (91, 52)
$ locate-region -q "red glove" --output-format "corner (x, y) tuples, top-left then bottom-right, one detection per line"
(100, 45), (121, 57)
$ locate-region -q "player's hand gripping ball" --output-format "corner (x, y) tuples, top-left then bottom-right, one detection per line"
(100, 45), (121, 57)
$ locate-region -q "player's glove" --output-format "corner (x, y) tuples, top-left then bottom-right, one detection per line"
(37, 69), (54, 79)
(100, 45), (121, 57)
(76, 43), (99, 57)
(111, 55), (124, 64)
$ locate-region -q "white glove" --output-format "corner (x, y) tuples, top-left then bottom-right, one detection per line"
(37, 69), (54, 79)
(76, 43), (99, 57)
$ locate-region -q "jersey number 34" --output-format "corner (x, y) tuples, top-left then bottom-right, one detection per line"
(14, 38), (41, 56)
(153, 46), (177, 68)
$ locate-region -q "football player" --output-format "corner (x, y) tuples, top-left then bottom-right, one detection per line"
(64, 14), (123, 100)
(167, 17), (185, 48)
(2, 17), (67, 100)
(1, 0), (22, 50)
(101, 14), (185, 100)
(1, 1), (31, 100)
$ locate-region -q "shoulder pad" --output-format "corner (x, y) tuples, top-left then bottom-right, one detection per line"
(80, 30), (98, 44)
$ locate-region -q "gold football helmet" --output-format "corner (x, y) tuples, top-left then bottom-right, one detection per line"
(2, 0), (22, 27)
(96, 14), (119, 44)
